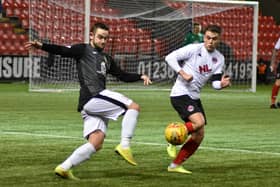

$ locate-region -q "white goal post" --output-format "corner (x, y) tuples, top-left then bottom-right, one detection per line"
(28, 0), (259, 92)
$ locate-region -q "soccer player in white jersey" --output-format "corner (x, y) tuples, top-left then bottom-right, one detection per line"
(270, 37), (280, 108)
(165, 25), (231, 174)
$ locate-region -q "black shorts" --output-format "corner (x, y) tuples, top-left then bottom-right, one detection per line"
(170, 95), (207, 124)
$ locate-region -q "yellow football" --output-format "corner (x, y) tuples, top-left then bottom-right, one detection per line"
(165, 122), (188, 145)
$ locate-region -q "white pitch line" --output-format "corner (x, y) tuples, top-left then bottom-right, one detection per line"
(2, 131), (280, 156)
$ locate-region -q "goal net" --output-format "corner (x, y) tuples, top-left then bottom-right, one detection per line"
(28, 0), (258, 92)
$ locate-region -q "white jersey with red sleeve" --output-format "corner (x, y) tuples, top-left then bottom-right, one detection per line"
(165, 43), (225, 99)
(274, 37), (280, 50)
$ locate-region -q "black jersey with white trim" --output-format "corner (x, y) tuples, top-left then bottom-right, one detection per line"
(41, 43), (142, 111)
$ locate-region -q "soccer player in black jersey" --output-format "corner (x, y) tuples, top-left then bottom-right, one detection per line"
(25, 22), (152, 180)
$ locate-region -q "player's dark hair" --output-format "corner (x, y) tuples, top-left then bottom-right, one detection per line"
(193, 22), (201, 27)
(204, 24), (222, 35)
(90, 22), (109, 33)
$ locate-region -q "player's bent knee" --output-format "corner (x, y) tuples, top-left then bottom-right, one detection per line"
(94, 144), (103, 151)
(191, 128), (204, 143)
(275, 79), (280, 86)
(127, 102), (140, 111)
(192, 121), (205, 130)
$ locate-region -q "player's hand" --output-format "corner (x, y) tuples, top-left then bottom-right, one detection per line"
(24, 40), (43, 50)
(221, 75), (231, 88)
(141, 75), (152, 85)
(178, 70), (193, 82)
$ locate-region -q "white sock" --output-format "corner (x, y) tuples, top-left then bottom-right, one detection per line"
(60, 142), (96, 170)
(121, 109), (139, 148)
(169, 163), (178, 168)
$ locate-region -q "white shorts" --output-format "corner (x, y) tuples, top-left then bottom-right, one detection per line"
(81, 111), (108, 139)
(83, 89), (133, 120)
(81, 89), (133, 139)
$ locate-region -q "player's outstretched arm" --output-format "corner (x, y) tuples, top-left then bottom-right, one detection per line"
(24, 40), (43, 50)
(25, 40), (83, 58)
(140, 75), (152, 85)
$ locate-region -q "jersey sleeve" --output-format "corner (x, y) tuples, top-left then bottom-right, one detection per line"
(41, 43), (85, 58)
(211, 52), (225, 89)
(107, 55), (142, 82)
(274, 38), (280, 50)
(211, 73), (222, 81)
(165, 45), (193, 72)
